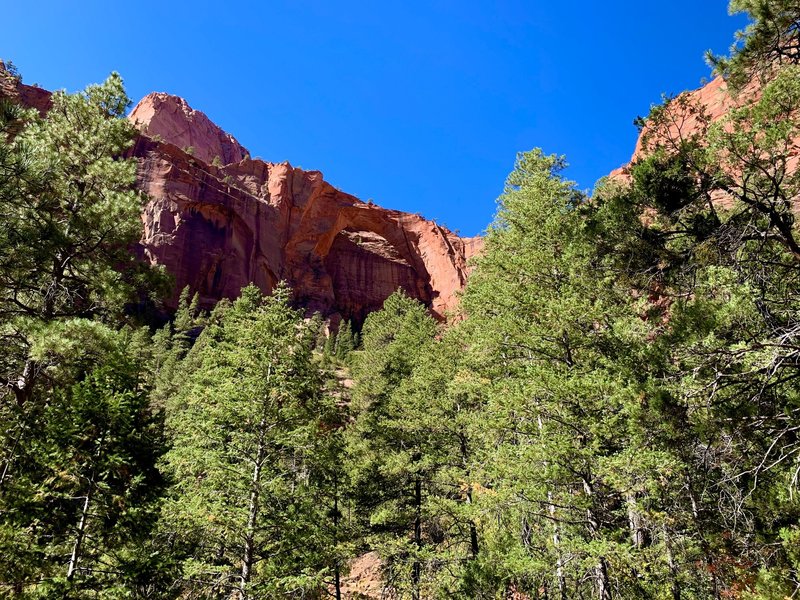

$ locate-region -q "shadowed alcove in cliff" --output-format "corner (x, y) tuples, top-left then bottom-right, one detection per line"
(312, 207), (436, 328)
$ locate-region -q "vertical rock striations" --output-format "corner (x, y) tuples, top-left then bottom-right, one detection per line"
(0, 64), (479, 324)
(127, 92), (478, 323)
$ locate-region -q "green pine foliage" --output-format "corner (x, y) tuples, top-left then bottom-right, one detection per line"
(335, 319), (356, 360)
(347, 290), (438, 599)
(2, 2), (800, 596)
(160, 284), (344, 598)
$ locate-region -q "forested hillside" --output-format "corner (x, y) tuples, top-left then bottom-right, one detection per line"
(2, 1), (800, 598)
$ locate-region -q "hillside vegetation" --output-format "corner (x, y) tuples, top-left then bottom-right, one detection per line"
(1, 1), (800, 598)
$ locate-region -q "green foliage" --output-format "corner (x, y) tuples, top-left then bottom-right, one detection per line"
(0, 72), (165, 407)
(708, 0), (800, 88)
(161, 284), (344, 598)
(0, 73), (172, 597)
(335, 319), (355, 360)
(4, 5), (800, 596)
(2, 60), (22, 82)
(348, 291), (439, 597)
(0, 331), (169, 598)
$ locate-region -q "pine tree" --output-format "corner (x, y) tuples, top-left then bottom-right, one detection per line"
(0, 72), (160, 405)
(335, 319), (355, 361)
(162, 284), (341, 599)
(0, 332), (168, 598)
(348, 290), (438, 598)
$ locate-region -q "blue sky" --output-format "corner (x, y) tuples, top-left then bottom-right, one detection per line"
(3, 1), (747, 236)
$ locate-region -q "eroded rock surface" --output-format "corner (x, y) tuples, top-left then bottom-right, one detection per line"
(129, 92), (250, 165)
(610, 75), (768, 179)
(1, 65), (479, 324)
(127, 94), (478, 323)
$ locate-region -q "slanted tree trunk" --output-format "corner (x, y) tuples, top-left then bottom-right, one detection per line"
(67, 432), (104, 582)
(412, 470), (422, 600)
(66, 484), (93, 581)
(240, 382), (271, 599)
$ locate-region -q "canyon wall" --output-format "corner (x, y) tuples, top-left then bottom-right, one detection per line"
(1, 64), (481, 325)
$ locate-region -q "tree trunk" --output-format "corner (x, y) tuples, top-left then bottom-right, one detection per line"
(460, 435), (479, 560)
(0, 426), (23, 489)
(538, 415), (566, 599)
(412, 474), (422, 600)
(468, 492), (479, 560)
(240, 408), (269, 598)
(334, 478), (342, 600)
(663, 525), (681, 600)
(626, 492), (646, 548)
(595, 557), (612, 600)
(66, 485), (93, 581)
(549, 491), (567, 600)
(67, 431), (105, 582)
(582, 477), (611, 599)
(13, 359), (35, 406)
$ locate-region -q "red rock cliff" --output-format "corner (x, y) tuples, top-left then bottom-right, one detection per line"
(131, 124), (476, 323)
(129, 93), (250, 165)
(1, 67), (479, 324)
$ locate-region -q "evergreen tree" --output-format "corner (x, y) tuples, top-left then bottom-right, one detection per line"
(348, 290), (438, 598)
(0, 333), (168, 598)
(0, 72), (160, 405)
(0, 72), (171, 597)
(335, 319), (355, 361)
(161, 284), (341, 599)
(708, 0), (800, 87)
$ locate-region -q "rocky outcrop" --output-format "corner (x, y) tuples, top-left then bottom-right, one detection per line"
(0, 60), (52, 115)
(1, 63), (479, 324)
(609, 72), (800, 217)
(610, 75), (767, 179)
(129, 92), (250, 165)
(127, 93), (478, 324)
(0, 65), (479, 325)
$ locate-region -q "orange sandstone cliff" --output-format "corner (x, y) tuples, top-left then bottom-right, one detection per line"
(129, 92), (482, 324)
(1, 65), (481, 324)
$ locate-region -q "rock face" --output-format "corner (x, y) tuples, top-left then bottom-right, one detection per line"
(609, 73), (800, 215)
(0, 61), (52, 115)
(127, 93), (480, 324)
(0, 65), (480, 325)
(129, 93), (250, 165)
(610, 75), (769, 179)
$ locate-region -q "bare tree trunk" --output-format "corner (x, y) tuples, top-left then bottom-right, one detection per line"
(67, 432), (104, 582)
(412, 473), (422, 600)
(582, 477), (611, 600)
(66, 485), (93, 581)
(240, 412), (268, 598)
(663, 525), (680, 600)
(13, 359), (35, 406)
(626, 492), (646, 548)
(538, 415), (566, 599)
(0, 426), (23, 489)
(595, 557), (612, 600)
(549, 490), (567, 600)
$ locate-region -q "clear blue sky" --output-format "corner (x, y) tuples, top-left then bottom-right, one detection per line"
(3, 1), (747, 236)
